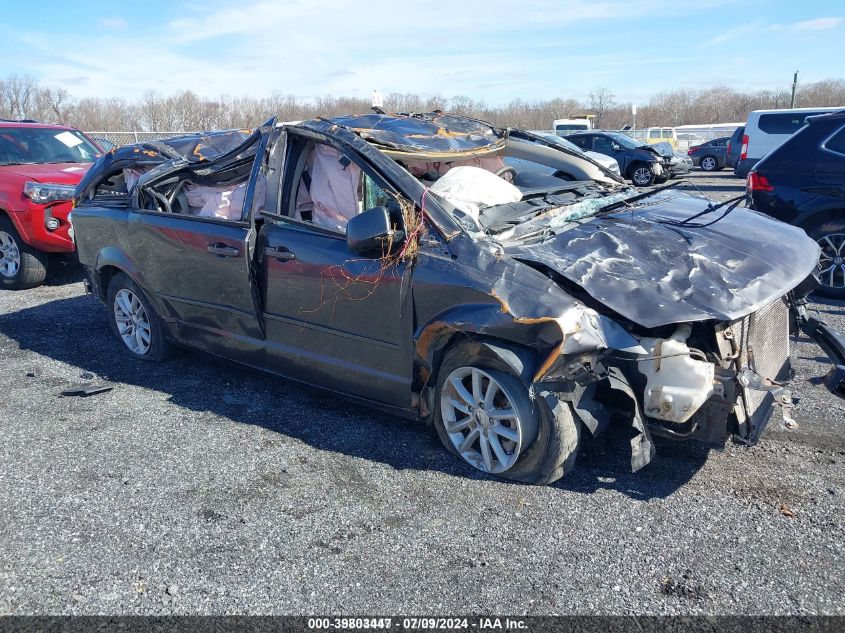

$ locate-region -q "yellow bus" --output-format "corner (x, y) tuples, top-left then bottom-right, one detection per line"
(626, 127), (678, 149)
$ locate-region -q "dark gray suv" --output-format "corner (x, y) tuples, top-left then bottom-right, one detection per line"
(567, 131), (668, 186)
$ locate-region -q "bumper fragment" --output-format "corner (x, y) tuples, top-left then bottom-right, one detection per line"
(802, 317), (845, 397)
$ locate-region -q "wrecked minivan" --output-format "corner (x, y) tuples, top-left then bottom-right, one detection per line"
(71, 112), (845, 484)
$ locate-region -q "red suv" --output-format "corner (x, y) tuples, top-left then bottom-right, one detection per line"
(0, 121), (101, 289)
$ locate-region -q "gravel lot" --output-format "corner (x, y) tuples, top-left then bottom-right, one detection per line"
(1, 170), (843, 615)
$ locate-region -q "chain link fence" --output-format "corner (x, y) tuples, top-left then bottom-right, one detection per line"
(84, 131), (186, 150)
(87, 126), (740, 153)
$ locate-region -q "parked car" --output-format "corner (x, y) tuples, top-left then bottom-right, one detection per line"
(568, 131), (667, 185)
(0, 121), (101, 288)
(747, 109), (845, 299)
(687, 136), (730, 171)
(725, 126), (744, 171)
(735, 107), (843, 178)
(71, 112), (845, 484)
(531, 131), (620, 176)
(671, 150), (693, 176)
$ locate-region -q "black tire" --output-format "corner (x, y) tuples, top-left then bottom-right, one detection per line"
(629, 163), (656, 186)
(806, 219), (845, 300)
(700, 155), (719, 172)
(106, 272), (175, 361)
(433, 344), (581, 485)
(0, 215), (48, 290)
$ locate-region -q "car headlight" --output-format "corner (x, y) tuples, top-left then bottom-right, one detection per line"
(23, 182), (77, 205)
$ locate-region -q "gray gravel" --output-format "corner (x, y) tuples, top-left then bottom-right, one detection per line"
(1, 171), (844, 615)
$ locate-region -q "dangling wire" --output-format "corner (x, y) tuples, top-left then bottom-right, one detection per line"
(656, 194), (746, 228)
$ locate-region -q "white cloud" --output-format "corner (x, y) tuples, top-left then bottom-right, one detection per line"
(99, 17), (128, 30)
(699, 23), (758, 48)
(6, 0), (761, 105)
(792, 17), (843, 31)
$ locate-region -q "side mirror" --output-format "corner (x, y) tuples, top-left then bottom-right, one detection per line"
(347, 206), (403, 257)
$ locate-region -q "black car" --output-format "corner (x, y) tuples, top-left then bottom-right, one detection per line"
(725, 126), (744, 172)
(70, 112), (845, 484)
(748, 110), (845, 299)
(567, 131), (668, 186)
(687, 136), (730, 171)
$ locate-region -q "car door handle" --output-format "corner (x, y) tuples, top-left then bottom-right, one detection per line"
(207, 243), (240, 257)
(263, 246), (296, 262)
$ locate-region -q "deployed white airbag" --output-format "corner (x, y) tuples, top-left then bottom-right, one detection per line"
(185, 182), (248, 221)
(308, 144), (362, 232)
(429, 166), (522, 224)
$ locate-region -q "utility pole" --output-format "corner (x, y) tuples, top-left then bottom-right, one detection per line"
(790, 70), (799, 108)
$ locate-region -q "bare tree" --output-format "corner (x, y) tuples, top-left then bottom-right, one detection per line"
(0, 74), (39, 120)
(587, 87), (616, 128)
(3, 72), (843, 135)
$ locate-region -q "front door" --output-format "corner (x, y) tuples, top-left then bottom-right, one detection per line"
(256, 137), (413, 408)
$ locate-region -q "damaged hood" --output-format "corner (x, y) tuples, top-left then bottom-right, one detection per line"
(504, 190), (820, 328)
(650, 142), (674, 158)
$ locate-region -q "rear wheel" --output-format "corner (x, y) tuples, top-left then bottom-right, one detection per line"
(629, 163), (656, 186)
(106, 273), (174, 361)
(433, 345), (581, 484)
(0, 216), (48, 290)
(808, 220), (845, 299)
(700, 155), (719, 172)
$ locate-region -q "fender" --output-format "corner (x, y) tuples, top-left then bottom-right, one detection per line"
(0, 205), (33, 243)
(93, 246), (142, 295)
(414, 303), (551, 391)
(793, 201), (845, 230)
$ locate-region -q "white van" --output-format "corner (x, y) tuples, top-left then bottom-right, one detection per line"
(736, 107), (844, 176)
(553, 118), (593, 134)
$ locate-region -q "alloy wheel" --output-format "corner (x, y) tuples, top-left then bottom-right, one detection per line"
(817, 232), (845, 290)
(0, 230), (21, 278)
(440, 367), (530, 474)
(632, 167), (653, 186)
(113, 288), (152, 355)
(701, 156), (717, 171)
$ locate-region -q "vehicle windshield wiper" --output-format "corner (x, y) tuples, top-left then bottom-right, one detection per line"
(0, 161), (38, 166)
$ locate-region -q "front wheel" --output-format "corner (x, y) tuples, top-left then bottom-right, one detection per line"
(808, 220), (845, 299)
(107, 273), (175, 361)
(433, 345), (581, 484)
(630, 164), (656, 186)
(0, 216), (48, 290)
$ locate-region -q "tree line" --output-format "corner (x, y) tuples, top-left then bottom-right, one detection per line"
(1, 73), (844, 132)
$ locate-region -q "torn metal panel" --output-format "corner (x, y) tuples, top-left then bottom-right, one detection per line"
(801, 317), (845, 396)
(505, 189), (821, 328)
(605, 365), (656, 472)
(328, 112), (506, 156)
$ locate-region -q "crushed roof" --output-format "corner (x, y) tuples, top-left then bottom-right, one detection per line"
(328, 112), (505, 155)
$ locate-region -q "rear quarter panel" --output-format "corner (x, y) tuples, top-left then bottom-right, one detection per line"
(71, 204), (135, 293)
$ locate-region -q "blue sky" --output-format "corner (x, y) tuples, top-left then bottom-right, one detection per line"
(0, 0), (842, 105)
